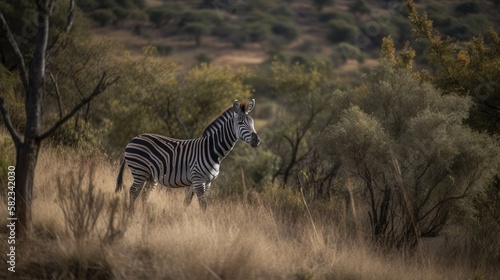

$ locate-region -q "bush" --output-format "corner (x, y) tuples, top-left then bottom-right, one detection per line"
(155, 44), (173, 56)
(91, 9), (117, 26)
(327, 19), (356, 43)
(196, 53), (212, 64)
(454, 2), (479, 15)
(147, 6), (179, 28)
(243, 22), (271, 42)
(348, 0), (370, 14)
(318, 62), (500, 249)
(183, 22), (211, 46)
(332, 42), (365, 64)
(319, 11), (355, 24)
(271, 22), (300, 42)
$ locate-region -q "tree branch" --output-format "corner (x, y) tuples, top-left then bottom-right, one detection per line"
(0, 97), (23, 149)
(49, 72), (64, 119)
(38, 72), (119, 140)
(0, 10), (29, 91)
(46, 0), (75, 60)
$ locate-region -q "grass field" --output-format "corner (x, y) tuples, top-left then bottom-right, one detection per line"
(1, 146), (497, 279)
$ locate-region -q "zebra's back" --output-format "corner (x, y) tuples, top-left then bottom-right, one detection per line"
(124, 133), (194, 188)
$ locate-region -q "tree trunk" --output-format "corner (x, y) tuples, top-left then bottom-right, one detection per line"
(14, 139), (41, 237)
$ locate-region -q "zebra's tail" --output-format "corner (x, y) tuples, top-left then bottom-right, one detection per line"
(115, 159), (126, 193)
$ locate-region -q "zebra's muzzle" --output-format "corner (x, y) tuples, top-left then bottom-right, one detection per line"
(250, 133), (261, 147)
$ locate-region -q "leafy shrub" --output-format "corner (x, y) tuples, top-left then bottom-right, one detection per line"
(196, 53), (212, 64)
(327, 19), (356, 43)
(454, 2), (479, 15)
(348, 0), (370, 14)
(270, 4), (295, 17)
(271, 21), (300, 41)
(332, 42), (365, 64)
(318, 62), (500, 249)
(319, 11), (355, 24)
(91, 9), (117, 26)
(147, 6), (180, 28)
(155, 44), (173, 56)
(243, 22), (271, 42)
(183, 22), (211, 46)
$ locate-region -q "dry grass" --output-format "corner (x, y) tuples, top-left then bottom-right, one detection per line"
(0, 147), (496, 279)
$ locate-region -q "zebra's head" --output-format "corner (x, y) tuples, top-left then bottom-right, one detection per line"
(233, 99), (261, 148)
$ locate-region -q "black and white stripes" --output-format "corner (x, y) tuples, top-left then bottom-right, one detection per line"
(116, 99), (261, 210)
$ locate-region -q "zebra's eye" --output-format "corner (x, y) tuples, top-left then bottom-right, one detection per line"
(238, 121), (244, 125)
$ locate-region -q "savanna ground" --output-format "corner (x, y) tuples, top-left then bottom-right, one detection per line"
(0, 143), (497, 280)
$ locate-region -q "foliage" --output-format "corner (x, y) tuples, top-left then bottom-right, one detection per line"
(348, 0), (371, 15)
(91, 9), (117, 26)
(318, 62), (500, 249)
(312, 0), (334, 12)
(147, 4), (182, 28)
(268, 60), (338, 192)
(332, 42), (365, 65)
(327, 19), (356, 43)
(405, 0), (500, 135)
(183, 22), (211, 46)
(454, 2), (479, 16)
(271, 21), (300, 42)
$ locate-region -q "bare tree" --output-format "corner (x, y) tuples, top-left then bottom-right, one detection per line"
(0, 0), (118, 237)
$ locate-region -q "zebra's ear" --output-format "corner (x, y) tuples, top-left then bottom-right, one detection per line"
(247, 99), (255, 113)
(233, 100), (241, 113)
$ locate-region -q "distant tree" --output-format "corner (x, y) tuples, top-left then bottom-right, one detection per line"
(454, 2), (479, 15)
(271, 21), (300, 42)
(312, 0), (334, 12)
(91, 9), (117, 26)
(147, 5), (181, 28)
(183, 22), (211, 46)
(332, 42), (365, 65)
(348, 0), (370, 15)
(327, 19), (356, 43)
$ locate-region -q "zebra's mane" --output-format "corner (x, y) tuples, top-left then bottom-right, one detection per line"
(202, 103), (245, 138)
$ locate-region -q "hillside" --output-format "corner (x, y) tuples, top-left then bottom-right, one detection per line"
(84, 0), (500, 69)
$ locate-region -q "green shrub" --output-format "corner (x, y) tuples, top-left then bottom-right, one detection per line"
(327, 19), (356, 43)
(147, 6), (180, 28)
(183, 22), (211, 46)
(243, 22), (271, 42)
(91, 9), (117, 26)
(196, 53), (212, 64)
(271, 21), (300, 41)
(155, 44), (173, 56)
(332, 42), (365, 64)
(319, 11), (355, 24)
(454, 2), (479, 15)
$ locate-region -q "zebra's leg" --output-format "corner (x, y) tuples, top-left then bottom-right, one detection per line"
(192, 183), (208, 210)
(129, 180), (146, 212)
(141, 178), (157, 204)
(184, 187), (195, 207)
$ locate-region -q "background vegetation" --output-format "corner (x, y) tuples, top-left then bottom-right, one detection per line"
(1, 0), (499, 279)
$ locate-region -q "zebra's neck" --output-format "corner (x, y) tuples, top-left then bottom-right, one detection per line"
(202, 108), (238, 163)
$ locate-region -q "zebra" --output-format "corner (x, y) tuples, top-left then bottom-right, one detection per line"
(115, 99), (261, 210)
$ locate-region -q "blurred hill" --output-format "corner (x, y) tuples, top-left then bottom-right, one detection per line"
(82, 0), (500, 70)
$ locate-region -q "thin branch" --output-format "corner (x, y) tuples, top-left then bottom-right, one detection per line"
(0, 97), (23, 149)
(38, 72), (120, 140)
(46, 0), (75, 60)
(64, 0), (75, 33)
(49, 72), (64, 119)
(0, 10), (29, 91)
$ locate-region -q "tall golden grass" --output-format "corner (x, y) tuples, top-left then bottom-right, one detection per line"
(0, 147), (496, 279)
